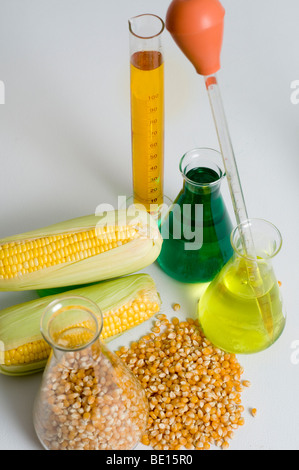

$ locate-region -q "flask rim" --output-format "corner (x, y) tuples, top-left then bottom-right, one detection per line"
(179, 147), (226, 188)
(40, 295), (103, 353)
(230, 218), (283, 261)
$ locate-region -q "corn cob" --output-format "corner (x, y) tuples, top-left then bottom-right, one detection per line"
(0, 209), (162, 291)
(0, 273), (161, 376)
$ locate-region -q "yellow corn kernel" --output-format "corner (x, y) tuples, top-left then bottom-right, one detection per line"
(0, 211), (163, 291)
(0, 226), (139, 280)
(4, 341), (51, 366)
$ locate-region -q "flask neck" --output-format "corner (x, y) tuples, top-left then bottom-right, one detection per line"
(40, 296), (102, 360)
(183, 169), (222, 196)
(179, 148), (225, 197)
(229, 218), (282, 296)
(230, 218), (282, 263)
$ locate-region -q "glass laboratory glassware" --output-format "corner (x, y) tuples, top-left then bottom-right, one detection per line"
(33, 295), (148, 450)
(129, 14), (165, 213)
(166, 0), (277, 326)
(198, 218), (286, 354)
(157, 148), (233, 283)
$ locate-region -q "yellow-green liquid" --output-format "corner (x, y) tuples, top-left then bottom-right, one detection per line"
(198, 259), (286, 354)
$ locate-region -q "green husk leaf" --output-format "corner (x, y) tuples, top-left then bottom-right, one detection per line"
(0, 210), (162, 291)
(0, 273), (160, 376)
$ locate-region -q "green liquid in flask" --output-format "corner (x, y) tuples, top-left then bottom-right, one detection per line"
(198, 258), (286, 354)
(188, 167), (219, 184)
(158, 166), (233, 283)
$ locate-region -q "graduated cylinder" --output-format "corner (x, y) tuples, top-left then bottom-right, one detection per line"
(129, 14), (165, 212)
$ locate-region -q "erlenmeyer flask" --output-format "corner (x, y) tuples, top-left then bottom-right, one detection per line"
(198, 218), (286, 354)
(157, 148), (233, 283)
(33, 295), (148, 450)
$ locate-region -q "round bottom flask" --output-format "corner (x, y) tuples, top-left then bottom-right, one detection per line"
(33, 296), (148, 450)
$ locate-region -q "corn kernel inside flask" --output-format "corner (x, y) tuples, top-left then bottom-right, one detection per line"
(33, 297), (149, 450)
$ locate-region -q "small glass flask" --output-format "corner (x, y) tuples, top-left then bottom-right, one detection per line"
(157, 148), (233, 283)
(198, 218), (286, 354)
(33, 295), (148, 450)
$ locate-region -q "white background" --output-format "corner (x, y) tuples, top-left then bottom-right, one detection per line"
(0, 0), (298, 450)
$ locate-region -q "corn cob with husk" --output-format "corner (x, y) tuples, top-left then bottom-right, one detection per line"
(0, 209), (162, 291)
(0, 273), (161, 376)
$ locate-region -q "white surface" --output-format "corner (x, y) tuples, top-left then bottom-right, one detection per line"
(0, 0), (298, 451)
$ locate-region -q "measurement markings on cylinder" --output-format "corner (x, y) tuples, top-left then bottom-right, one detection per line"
(147, 93), (161, 203)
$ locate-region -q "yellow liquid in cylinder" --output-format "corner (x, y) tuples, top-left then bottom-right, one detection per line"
(198, 258), (286, 354)
(130, 51), (164, 212)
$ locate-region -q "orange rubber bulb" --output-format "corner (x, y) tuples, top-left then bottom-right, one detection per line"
(166, 0), (225, 75)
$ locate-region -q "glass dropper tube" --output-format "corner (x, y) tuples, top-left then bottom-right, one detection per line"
(204, 74), (274, 338)
(129, 14), (165, 213)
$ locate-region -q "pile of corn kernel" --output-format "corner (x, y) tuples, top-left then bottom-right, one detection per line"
(117, 314), (251, 450)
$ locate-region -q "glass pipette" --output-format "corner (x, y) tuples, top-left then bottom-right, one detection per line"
(166, 0), (274, 337)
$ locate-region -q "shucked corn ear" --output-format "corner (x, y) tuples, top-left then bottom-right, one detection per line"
(0, 209), (162, 291)
(0, 273), (161, 376)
